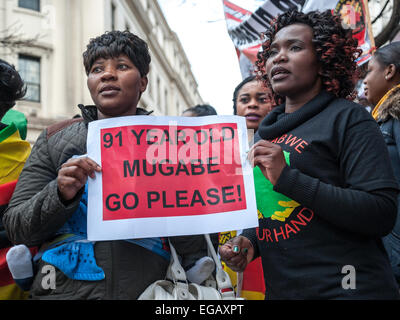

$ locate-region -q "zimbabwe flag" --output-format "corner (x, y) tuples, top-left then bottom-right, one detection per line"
(0, 122), (31, 214)
(0, 119), (32, 300)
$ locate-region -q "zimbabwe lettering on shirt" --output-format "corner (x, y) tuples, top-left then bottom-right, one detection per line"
(270, 134), (309, 154)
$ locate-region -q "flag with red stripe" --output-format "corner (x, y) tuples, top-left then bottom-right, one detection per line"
(0, 117), (32, 300)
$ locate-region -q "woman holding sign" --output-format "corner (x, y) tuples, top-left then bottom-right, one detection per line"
(220, 10), (400, 299)
(3, 31), (176, 299)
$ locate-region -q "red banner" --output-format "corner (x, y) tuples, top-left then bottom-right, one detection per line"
(100, 123), (247, 221)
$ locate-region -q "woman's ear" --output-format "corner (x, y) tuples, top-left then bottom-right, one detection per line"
(385, 64), (397, 81)
(140, 76), (148, 93)
(138, 76), (148, 100)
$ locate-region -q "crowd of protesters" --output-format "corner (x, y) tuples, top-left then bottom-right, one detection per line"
(1, 9), (400, 300)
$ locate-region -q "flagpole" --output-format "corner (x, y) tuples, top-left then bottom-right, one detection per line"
(362, 0), (376, 52)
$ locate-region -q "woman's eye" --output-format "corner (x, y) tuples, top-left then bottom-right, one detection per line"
(240, 98), (249, 104)
(290, 45), (302, 51)
(268, 49), (278, 57)
(118, 64), (129, 70)
(91, 66), (102, 73)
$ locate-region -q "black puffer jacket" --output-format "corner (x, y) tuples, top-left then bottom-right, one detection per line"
(3, 105), (171, 300)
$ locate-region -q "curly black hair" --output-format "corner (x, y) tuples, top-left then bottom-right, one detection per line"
(255, 10), (362, 104)
(83, 31), (151, 77)
(0, 59), (26, 119)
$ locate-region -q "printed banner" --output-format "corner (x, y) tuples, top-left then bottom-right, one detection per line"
(87, 116), (258, 241)
(223, 0), (374, 78)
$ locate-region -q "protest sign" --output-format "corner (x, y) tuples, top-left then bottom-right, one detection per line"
(86, 115), (258, 240)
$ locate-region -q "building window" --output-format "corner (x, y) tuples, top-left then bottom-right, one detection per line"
(19, 55), (41, 102)
(18, 0), (40, 11)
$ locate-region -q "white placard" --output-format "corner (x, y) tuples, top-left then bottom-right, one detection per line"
(86, 115), (258, 241)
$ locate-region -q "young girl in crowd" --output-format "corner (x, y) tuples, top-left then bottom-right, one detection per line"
(364, 41), (400, 285)
(220, 10), (400, 299)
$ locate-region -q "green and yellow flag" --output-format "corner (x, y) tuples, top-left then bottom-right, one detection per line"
(0, 112), (32, 300)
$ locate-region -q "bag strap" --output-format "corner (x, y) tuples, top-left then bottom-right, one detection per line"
(167, 238), (187, 283)
(167, 234), (238, 300)
(204, 234), (237, 299)
(166, 238), (192, 300)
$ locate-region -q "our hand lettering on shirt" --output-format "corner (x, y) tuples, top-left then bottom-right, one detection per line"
(248, 140), (287, 186)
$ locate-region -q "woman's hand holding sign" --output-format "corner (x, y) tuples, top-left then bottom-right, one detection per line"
(248, 140), (287, 186)
(219, 236), (254, 272)
(57, 157), (101, 202)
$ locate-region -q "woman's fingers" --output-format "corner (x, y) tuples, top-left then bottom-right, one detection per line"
(59, 165), (88, 185)
(219, 236), (254, 272)
(248, 140), (277, 165)
(57, 157), (101, 201)
(63, 157), (101, 179)
(248, 141), (287, 185)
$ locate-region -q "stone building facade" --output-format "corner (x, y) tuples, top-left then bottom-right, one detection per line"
(0, 0), (203, 144)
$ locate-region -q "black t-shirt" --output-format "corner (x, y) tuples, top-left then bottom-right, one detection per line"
(245, 91), (400, 299)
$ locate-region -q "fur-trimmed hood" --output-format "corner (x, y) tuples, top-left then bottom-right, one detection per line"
(378, 86), (400, 121)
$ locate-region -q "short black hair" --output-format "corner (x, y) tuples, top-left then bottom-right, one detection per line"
(0, 59), (26, 119)
(83, 31), (151, 77)
(183, 104), (218, 116)
(232, 76), (256, 115)
(374, 41), (400, 73)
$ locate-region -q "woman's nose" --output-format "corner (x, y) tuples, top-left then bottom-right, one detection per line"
(101, 67), (117, 81)
(272, 49), (288, 64)
(247, 99), (260, 109)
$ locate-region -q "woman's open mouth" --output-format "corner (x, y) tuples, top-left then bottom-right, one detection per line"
(245, 113), (261, 122)
(270, 66), (290, 81)
(100, 85), (121, 96)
